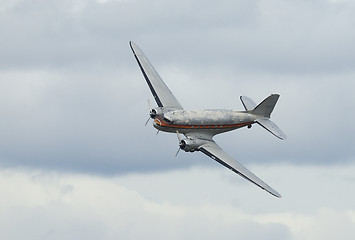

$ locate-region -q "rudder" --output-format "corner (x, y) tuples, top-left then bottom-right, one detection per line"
(252, 94), (279, 118)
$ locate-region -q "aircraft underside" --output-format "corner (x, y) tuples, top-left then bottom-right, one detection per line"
(153, 116), (254, 135)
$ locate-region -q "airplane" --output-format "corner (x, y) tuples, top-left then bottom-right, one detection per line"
(129, 41), (286, 198)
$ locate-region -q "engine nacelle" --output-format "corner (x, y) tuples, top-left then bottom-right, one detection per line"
(150, 107), (163, 119)
(179, 138), (205, 153)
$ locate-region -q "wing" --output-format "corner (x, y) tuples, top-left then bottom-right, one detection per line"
(130, 41), (183, 110)
(198, 140), (281, 198)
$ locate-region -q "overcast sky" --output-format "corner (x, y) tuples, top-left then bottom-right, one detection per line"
(1, 0), (355, 239)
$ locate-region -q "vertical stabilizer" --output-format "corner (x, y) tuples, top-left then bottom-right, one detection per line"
(252, 94), (279, 118)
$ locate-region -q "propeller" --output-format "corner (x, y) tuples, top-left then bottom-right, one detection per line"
(145, 99), (152, 126)
(145, 117), (151, 126)
(175, 130), (183, 157)
(175, 147), (181, 157)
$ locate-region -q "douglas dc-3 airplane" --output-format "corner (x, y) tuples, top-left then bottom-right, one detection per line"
(130, 41), (286, 198)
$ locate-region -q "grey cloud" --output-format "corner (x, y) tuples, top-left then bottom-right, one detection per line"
(0, 71), (191, 174)
(2, 1), (355, 239)
(2, 0), (355, 73)
(1, 0), (355, 174)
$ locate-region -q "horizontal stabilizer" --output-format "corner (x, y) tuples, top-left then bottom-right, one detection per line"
(256, 118), (287, 140)
(240, 96), (256, 111)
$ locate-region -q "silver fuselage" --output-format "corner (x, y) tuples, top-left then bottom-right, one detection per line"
(153, 109), (258, 135)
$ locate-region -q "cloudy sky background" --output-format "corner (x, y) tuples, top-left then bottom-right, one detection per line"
(1, 0), (355, 239)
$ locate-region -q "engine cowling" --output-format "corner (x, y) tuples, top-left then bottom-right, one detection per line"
(179, 138), (205, 152)
(149, 108), (163, 119)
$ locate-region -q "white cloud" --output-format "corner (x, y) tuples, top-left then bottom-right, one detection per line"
(1, 164), (355, 239)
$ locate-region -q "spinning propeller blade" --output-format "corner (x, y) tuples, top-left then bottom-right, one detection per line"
(145, 99), (152, 126)
(175, 131), (182, 157)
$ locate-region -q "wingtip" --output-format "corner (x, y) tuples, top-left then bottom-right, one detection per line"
(275, 193), (282, 198)
(264, 184), (282, 198)
(269, 189), (282, 198)
(129, 41), (137, 54)
(275, 133), (287, 141)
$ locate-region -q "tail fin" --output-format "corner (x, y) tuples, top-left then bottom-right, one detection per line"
(252, 94), (279, 118)
(240, 94), (286, 140)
